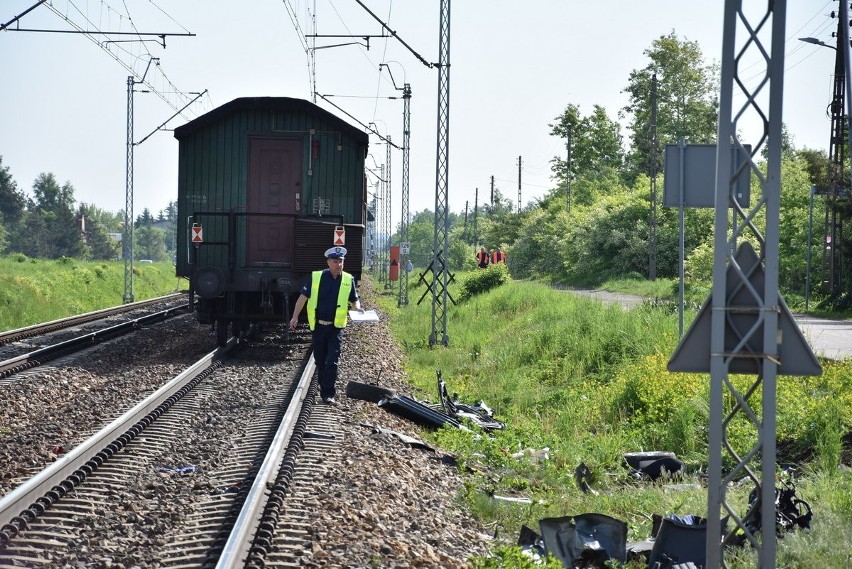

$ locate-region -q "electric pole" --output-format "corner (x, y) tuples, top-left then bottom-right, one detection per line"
(473, 188), (479, 246)
(823, 11), (849, 298)
(649, 73), (659, 281)
(566, 125), (572, 212)
(517, 155), (522, 213)
(463, 200), (469, 242)
(490, 175), (495, 204)
(429, 0), (451, 346)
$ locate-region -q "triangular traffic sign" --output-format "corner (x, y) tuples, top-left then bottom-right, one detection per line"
(668, 242), (821, 376)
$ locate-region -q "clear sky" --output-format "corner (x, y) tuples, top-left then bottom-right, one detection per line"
(0, 1), (842, 232)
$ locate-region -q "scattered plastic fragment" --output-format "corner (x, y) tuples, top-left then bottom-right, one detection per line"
(437, 372), (505, 431)
(212, 480), (243, 494)
(491, 494), (533, 504)
(510, 447), (550, 464)
(158, 465), (197, 475)
(575, 462), (598, 495)
(304, 430), (337, 441)
(539, 513), (628, 567)
(365, 424), (435, 451)
(624, 451), (684, 481)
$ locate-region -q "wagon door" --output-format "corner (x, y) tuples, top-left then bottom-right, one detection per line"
(246, 137), (302, 266)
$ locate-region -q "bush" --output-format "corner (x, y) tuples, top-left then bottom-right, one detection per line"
(459, 263), (510, 301)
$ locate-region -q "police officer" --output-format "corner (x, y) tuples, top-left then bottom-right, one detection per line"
(289, 246), (363, 404)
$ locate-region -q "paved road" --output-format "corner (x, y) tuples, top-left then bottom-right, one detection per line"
(792, 314), (852, 360)
(563, 288), (852, 361)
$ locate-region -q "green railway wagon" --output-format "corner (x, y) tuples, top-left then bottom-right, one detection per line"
(174, 97), (369, 345)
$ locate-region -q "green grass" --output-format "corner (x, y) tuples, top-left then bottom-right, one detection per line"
(0, 255), (182, 331)
(373, 273), (852, 568)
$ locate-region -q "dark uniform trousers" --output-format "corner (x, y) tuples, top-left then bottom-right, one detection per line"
(313, 322), (344, 400)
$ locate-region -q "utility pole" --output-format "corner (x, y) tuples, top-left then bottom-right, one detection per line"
(123, 75), (135, 304)
(429, 0), (451, 346)
(649, 73), (659, 281)
(385, 137), (393, 290)
(490, 175), (494, 204)
(566, 126), (572, 212)
(123, 57), (159, 304)
(824, 11), (848, 298)
(463, 200), (469, 242)
(517, 155), (522, 213)
(399, 83), (412, 307)
(473, 188), (479, 246)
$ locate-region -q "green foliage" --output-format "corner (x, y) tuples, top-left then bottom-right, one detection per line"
(621, 31), (719, 181)
(0, 218), (8, 255)
(470, 545), (563, 569)
(459, 263), (510, 301)
(549, 104), (624, 182)
(0, 257), (179, 331)
(373, 277), (852, 566)
(135, 225), (169, 262)
(0, 156), (26, 224)
(564, 189), (651, 284)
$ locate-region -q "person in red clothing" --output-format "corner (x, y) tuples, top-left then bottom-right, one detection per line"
(491, 247), (506, 264)
(476, 246), (490, 269)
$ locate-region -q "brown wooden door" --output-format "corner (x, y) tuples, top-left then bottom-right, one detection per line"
(247, 137), (301, 266)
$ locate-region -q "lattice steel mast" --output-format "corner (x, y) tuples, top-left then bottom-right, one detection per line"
(704, 2), (821, 566)
(123, 75), (135, 303)
(429, 0), (451, 346)
(399, 83), (412, 306)
(385, 137), (393, 290)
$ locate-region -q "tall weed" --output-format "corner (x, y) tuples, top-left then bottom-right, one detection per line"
(373, 277), (852, 567)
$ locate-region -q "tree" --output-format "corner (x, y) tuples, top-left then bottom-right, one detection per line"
(135, 225), (168, 261)
(78, 204), (119, 260)
(80, 203), (123, 233)
(550, 104), (624, 182)
(135, 208), (155, 228)
(31, 173), (76, 213)
(621, 30), (719, 181)
(20, 173), (84, 258)
(15, 211), (51, 258)
(797, 148), (833, 191)
(0, 156), (26, 225)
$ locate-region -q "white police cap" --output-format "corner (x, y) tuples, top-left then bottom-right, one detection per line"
(324, 246), (347, 259)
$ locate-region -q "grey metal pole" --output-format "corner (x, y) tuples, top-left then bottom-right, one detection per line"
(566, 126), (572, 212)
(429, 0), (451, 346)
(399, 84), (412, 307)
(123, 75), (135, 304)
(649, 73), (658, 280)
(678, 136), (686, 337)
(806, 185), (815, 311)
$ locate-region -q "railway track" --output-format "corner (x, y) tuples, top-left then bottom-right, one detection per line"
(0, 293), (187, 347)
(0, 303), (189, 379)
(0, 327), (329, 567)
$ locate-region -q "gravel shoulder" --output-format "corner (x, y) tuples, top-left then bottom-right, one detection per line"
(299, 279), (493, 568)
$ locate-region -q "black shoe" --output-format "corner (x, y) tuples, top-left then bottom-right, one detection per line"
(322, 396), (336, 405)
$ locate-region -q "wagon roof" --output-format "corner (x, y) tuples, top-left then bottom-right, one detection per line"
(173, 97), (369, 145)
